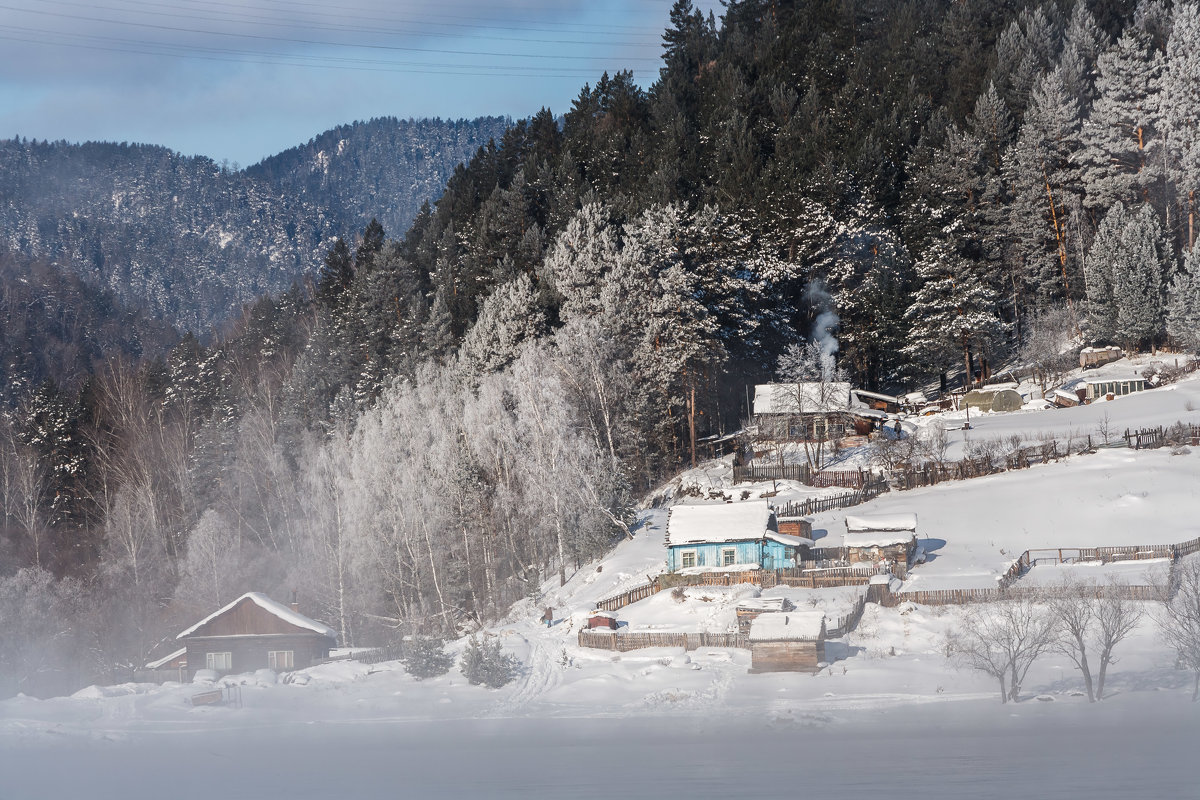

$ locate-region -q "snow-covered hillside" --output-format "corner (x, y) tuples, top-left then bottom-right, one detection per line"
(4, 371), (1200, 799)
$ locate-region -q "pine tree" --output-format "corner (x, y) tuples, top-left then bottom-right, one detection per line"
(1113, 204), (1168, 349)
(1163, 3), (1200, 250)
(1075, 30), (1163, 214)
(1167, 245), (1200, 350)
(1084, 202), (1128, 343)
(459, 273), (546, 376)
(904, 219), (1009, 386)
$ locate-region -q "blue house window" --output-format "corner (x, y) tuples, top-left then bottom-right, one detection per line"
(722, 548), (737, 566)
(680, 551), (697, 569)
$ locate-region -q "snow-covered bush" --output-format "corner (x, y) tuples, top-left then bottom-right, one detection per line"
(402, 637), (454, 680)
(460, 636), (519, 688)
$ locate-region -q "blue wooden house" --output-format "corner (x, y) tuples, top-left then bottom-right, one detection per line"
(665, 501), (813, 573)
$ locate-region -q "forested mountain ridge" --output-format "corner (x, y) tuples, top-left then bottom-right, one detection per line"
(246, 116), (511, 250)
(0, 117), (508, 332)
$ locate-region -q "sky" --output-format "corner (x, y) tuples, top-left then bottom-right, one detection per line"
(0, 0), (723, 167)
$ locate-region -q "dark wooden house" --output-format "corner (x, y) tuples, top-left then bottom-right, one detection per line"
(752, 382), (855, 442)
(177, 592), (337, 677)
(748, 611), (826, 673)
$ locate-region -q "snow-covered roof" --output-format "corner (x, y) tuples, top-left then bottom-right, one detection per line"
(851, 389), (901, 405)
(765, 531), (814, 547)
(144, 647), (187, 670)
(753, 383), (852, 415)
(845, 513), (917, 533)
(666, 501), (775, 546)
(843, 530), (916, 549)
(748, 611), (826, 641)
(902, 391), (928, 404)
(176, 592), (338, 641)
(736, 597), (790, 612)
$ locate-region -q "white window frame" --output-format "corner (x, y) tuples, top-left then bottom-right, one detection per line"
(721, 547), (737, 567)
(680, 550), (697, 569)
(206, 651), (232, 671)
(268, 650), (294, 670)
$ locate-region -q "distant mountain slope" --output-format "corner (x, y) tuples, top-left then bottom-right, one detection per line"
(0, 138), (338, 333)
(245, 116), (511, 240)
(0, 251), (179, 406)
(0, 117), (509, 332)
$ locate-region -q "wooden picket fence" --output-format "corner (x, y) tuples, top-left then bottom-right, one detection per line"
(357, 640), (407, 665)
(733, 463), (877, 491)
(826, 593), (867, 637)
(577, 630), (748, 652)
(594, 581), (660, 612)
(772, 479), (888, 519)
(891, 534), (1200, 606)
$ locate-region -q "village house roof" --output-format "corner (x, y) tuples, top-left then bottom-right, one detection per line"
(843, 530), (916, 548)
(176, 592), (338, 641)
(752, 382), (853, 415)
(850, 388), (902, 405)
(666, 500), (776, 547)
(748, 611), (826, 642)
(144, 646), (187, 670)
(845, 513), (917, 533)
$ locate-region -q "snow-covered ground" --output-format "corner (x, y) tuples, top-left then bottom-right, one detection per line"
(4, 368), (1200, 798)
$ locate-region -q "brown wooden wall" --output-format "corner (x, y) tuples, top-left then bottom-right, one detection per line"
(749, 640), (825, 673)
(185, 633), (333, 675)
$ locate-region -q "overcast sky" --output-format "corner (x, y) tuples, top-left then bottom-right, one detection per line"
(0, 0), (723, 167)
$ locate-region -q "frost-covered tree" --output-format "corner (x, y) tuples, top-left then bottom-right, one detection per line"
(904, 220), (1009, 387)
(1163, 3), (1200, 249)
(1167, 246), (1200, 350)
(1158, 556), (1200, 701)
(1075, 30), (1163, 213)
(950, 596), (1056, 703)
(1004, 68), (1083, 306)
(459, 273), (546, 376)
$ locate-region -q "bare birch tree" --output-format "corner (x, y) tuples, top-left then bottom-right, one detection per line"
(951, 596), (1056, 703)
(1157, 557), (1200, 700)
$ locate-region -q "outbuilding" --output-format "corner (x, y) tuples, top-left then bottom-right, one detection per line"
(177, 592), (337, 678)
(843, 513), (918, 577)
(587, 610), (619, 630)
(748, 611), (826, 673)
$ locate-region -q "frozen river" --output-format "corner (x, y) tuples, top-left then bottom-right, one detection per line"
(3, 696), (1196, 799)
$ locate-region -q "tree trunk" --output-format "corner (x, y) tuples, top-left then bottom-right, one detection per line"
(999, 676), (1008, 704)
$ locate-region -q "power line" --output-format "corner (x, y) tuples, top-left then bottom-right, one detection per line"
(0, 2), (665, 62)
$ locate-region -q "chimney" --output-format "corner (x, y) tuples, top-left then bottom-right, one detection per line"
(289, 590), (299, 614)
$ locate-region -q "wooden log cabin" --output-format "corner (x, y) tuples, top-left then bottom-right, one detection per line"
(748, 611), (826, 673)
(177, 592), (337, 678)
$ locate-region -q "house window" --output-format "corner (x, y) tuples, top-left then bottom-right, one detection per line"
(206, 651), (232, 671)
(722, 547), (737, 566)
(680, 550), (697, 569)
(268, 650), (294, 670)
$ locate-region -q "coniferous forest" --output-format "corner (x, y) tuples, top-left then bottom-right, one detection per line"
(5, 0), (1200, 698)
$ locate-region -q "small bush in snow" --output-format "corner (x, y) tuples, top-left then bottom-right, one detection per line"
(402, 637), (454, 680)
(460, 636), (519, 688)
(671, 586), (687, 603)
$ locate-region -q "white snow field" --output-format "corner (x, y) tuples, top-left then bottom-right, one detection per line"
(3, 370), (1200, 799)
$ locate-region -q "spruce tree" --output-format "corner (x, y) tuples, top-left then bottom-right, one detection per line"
(1167, 245), (1200, 350)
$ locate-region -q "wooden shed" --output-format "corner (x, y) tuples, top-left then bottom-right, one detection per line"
(843, 513), (917, 577)
(587, 610), (619, 630)
(177, 592), (337, 678)
(748, 611), (826, 673)
(735, 597), (795, 636)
